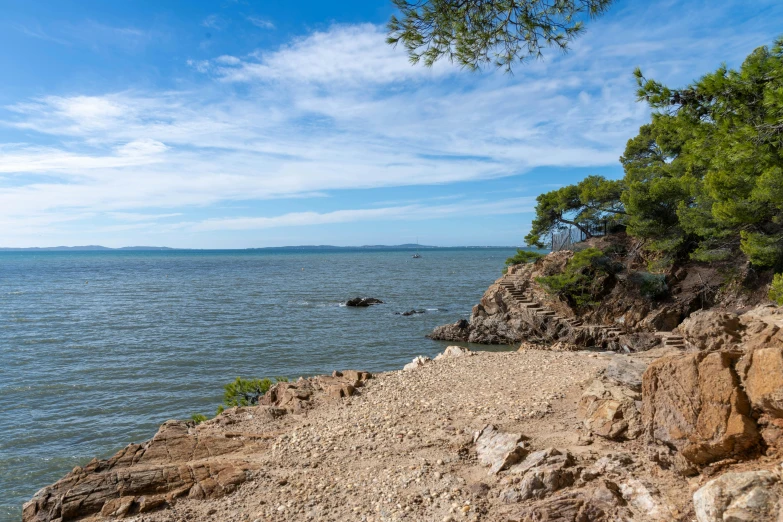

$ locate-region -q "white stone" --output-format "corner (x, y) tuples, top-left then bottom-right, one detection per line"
(403, 356), (431, 371)
(693, 470), (780, 522)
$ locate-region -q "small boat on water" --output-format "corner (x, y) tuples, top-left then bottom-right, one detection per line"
(412, 237), (422, 258)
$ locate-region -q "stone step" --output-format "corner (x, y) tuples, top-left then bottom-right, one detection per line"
(537, 310), (556, 316)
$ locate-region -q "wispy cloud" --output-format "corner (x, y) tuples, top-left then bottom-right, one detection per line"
(247, 16), (275, 30)
(1, 0), (781, 245)
(14, 24), (71, 45)
(201, 14), (228, 30)
(190, 197), (535, 231)
(13, 21), (150, 51)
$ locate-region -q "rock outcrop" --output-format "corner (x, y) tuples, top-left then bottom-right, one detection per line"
(642, 350), (760, 468)
(641, 306), (783, 470)
(344, 297), (384, 307)
(579, 375), (643, 441)
(474, 425), (529, 475)
(23, 420), (258, 522)
(23, 369), (372, 521)
(693, 470), (782, 522)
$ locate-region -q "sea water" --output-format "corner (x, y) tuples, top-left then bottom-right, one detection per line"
(0, 247), (516, 519)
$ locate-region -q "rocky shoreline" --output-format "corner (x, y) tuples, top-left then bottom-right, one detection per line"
(22, 249), (783, 521)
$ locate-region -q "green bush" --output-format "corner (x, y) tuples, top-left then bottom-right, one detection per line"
(770, 274), (783, 305)
(536, 248), (612, 307)
(630, 272), (668, 299)
(505, 249), (544, 267)
(217, 376), (289, 415)
(191, 413), (208, 424)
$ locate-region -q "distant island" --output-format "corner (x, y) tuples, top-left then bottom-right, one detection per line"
(0, 244), (517, 252)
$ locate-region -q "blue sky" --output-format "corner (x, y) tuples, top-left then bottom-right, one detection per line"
(1, 0), (781, 248)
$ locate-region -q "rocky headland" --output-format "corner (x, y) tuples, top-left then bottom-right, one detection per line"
(23, 246), (783, 521)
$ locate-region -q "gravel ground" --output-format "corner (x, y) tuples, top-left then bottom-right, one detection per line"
(130, 349), (688, 522)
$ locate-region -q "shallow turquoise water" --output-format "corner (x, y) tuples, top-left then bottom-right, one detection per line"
(0, 248), (516, 519)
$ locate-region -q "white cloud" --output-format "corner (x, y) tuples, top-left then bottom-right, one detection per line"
(1, 0), (781, 245)
(107, 212), (182, 222)
(191, 197), (535, 231)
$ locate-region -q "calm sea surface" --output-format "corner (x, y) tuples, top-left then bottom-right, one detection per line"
(0, 248), (516, 519)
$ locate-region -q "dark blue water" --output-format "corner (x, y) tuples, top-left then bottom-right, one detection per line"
(0, 248), (515, 519)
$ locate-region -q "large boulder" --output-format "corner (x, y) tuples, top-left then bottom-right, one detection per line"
(737, 346), (783, 418)
(675, 310), (742, 352)
(579, 378), (642, 441)
(261, 370), (372, 412)
(642, 351), (760, 467)
(693, 470), (782, 522)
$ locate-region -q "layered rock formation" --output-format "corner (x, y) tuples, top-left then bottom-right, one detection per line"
(642, 305), (783, 472)
(23, 370), (371, 521)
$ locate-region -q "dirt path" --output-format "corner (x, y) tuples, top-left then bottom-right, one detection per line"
(128, 349), (690, 522)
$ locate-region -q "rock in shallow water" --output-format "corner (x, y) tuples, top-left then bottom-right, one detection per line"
(345, 297), (384, 307)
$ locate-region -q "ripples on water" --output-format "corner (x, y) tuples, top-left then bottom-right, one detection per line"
(0, 248), (515, 519)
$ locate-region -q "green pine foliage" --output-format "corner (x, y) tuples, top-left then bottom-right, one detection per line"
(387, 0), (614, 71)
(217, 376), (289, 415)
(525, 175), (626, 248)
(770, 274), (783, 305)
(623, 38), (783, 268)
(191, 414), (208, 424)
(505, 249), (544, 266)
(535, 248), (614, 307)
(524, 37), (783, 272)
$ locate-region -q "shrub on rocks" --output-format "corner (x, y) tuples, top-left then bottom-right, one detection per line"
(218, 376), (289, 414)
(770, 273), (783, 305)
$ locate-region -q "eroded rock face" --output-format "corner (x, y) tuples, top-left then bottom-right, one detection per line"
(474, 425), (528, 475)
(501, 449), (578, 502)
(579, 378), (642, 441)
(24, 369), (373, 521)
(507, 482), (631, 522)
(642, 351), (759, 467)
(675, 310), (742, 352)
(693, 470), (782, 522)
(22, 421), (257, 521)
(260, 370), (372, 412)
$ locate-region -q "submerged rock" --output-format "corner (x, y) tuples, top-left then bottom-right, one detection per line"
(397, 309), (426, 316)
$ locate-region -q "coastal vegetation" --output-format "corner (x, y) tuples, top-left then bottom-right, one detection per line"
(535, 247), (616, 307)
(387, 0), (615, 71)
(502, 249), (544, 273)
(771, 273), (783, 305)
(526, 37), (783, 294)
(215, 376), (289, 415)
